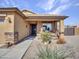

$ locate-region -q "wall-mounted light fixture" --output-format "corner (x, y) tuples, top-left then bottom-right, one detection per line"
(7, 17), (12, 23)
(26, 25), (27, 28)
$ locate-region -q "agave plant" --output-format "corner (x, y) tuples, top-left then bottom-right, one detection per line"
(37, 45), (75, 59)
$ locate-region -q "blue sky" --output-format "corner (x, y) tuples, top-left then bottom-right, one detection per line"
(0, 0), (79, 25)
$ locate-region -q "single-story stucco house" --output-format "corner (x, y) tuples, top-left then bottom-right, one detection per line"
(0, 7), (68, 44)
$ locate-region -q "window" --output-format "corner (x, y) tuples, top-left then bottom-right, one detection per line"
(42, 23), (52, 32)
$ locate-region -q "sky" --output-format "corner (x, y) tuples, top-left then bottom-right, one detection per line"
(0, 0), (79, 26)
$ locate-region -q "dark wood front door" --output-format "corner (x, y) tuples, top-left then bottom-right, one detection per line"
(31, 24), (37, 36)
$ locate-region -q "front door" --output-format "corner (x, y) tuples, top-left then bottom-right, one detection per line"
(31, 24), (37, 36)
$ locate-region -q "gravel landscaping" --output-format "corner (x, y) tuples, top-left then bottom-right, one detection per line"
(23, 36), (79, 59)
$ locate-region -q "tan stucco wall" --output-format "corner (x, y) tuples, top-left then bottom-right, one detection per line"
(37, 21), (42, 34)
(14, 13), (30, 42)
(0, 11), (31, 44)
(0, 12), (14, 44)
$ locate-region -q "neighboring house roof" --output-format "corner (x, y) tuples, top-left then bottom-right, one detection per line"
(0, 7), (68, 20)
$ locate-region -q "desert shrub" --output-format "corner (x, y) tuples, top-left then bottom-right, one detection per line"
(40, 32), (52, 44)
(37, 45), (75, 59)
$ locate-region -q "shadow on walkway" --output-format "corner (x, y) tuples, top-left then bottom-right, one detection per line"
(15, 36), (36, 45)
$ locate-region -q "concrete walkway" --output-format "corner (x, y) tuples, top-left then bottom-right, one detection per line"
(0, 36), (34, 59)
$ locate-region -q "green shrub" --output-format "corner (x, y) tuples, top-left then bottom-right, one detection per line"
(40, 32), (52, 44)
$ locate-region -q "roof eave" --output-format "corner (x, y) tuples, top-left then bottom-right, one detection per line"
(0, 7), (26, 19)
(26, 16), (69, 19)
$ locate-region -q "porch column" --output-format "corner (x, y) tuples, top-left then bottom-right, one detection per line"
(37, 22), (42, 34)
(59, 20), (64, 36)
(52, 21), (57, 32)
(57, 21), (59, 31)
(58, 19), (65, 43)
(54, 22), (57, 30)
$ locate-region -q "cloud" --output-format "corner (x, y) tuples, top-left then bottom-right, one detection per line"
(4, 0), (10, 5)
(37, 0), (71, 11)
(0, 0), (9, 7)
(54, 5), (71, 14)
(75, 3), (79, 6)
(60, 0), (70, 4)
(37, 0), (55, 11)
(3, 0), (16, 7)
(2, 0), (26, 8)
(9, 0), (17, 7)
(0, 3), (5, 7)
(49, 4), (71, 14)
(37, 0), (72, 14)
(46, 0), (73, 14)
(0, 0), (29, 10)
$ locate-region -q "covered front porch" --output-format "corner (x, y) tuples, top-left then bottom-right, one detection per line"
(26, 15), (68, 38)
